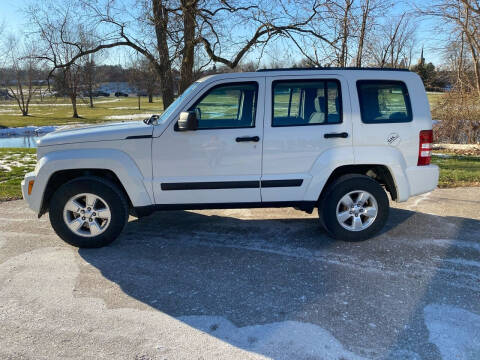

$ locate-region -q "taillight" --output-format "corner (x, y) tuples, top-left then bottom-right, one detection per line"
(418, 130), (433, 166)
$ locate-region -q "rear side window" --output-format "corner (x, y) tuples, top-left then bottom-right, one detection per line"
(272, 80), (342, 126)
(357, 80), (412, 123)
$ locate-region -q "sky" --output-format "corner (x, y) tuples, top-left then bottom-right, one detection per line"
(0, 0), (447, 68)
(1, 0), (20, 28)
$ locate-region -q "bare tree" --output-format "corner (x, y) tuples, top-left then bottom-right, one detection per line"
(30, 5), (87, 118)
(27, 0), (331, 108)
(365, 13), (416, 68)
(82, 54), (97, 108)
(4, 38), (41, 116)
(282, 0), (392, 68)
(354, 0), (390, 67)
(420, 0), (480, 96)
(325, 0), (355, 67)
(54, 63), (84, 118)
(129, 57), (161, 109)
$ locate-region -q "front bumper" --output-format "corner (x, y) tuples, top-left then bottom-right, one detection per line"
(21, 172), (38, 212)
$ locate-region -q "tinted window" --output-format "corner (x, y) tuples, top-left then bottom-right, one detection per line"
(357, 80), (412, 123)
(272, 80), (342, 126)
(189, 82), (258, 129)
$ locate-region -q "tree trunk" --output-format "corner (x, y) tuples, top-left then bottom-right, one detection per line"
(356, 0), (370, 68)
(138, 96), (141, 110)
(152, 0), (175, 109)
(472, 57), (480, 97)
(71, 95), (79, 118)
(148, 93), (153, 103)
(458, 32), (465, 91)
(339, 0), (352, 67)
(466, 32), (480, 97)
(179, 0), (196, 93)
(88, 84), (94, 108)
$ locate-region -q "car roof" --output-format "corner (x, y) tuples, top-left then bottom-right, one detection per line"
(256, 67), (411, 72)
(196, 68), (418, 84)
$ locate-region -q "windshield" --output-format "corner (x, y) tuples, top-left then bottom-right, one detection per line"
(156, 82), (200, 124)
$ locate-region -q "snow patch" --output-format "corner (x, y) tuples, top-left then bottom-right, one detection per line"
(406, 192), (432, 211)
(0, 151), (36, 171)
(104, 113), (152, 120)
(0, 99), (120, 107)
(0, 160), (12, 171)
(179, 315), (368, 360)
(422, 239), (480, 252)
(444, 258), (480, 269)
(424, 304), (480, 360)
(432, 153), (452, 158)
(0, 126), (57, 137)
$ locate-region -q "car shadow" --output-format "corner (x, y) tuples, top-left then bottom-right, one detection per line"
(77, 207), (480, 358)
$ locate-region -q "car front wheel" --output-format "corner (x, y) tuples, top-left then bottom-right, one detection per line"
(319, 174), (389, 241)
(49, 176), (129, 248)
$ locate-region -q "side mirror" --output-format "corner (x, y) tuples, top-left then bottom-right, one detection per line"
(176, 111), (198, 131)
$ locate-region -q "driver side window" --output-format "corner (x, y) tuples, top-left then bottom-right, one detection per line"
(189, 82), (258, 129)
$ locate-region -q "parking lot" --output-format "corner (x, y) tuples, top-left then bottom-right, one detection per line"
(1, 187), (479, 360)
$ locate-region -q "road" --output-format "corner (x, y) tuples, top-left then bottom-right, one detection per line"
(0, 188), (479, 360)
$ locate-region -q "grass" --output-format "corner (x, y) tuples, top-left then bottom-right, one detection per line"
(0, 96), (165, 128)
(0, 148), (36, 201)
(426, 92), (445, 109)
(431, 154), (480, 188)
(0, 91), (446, 129)
(0, 148), (478, 202)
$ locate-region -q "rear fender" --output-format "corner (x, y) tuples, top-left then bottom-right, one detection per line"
(304, 146), (409, 202)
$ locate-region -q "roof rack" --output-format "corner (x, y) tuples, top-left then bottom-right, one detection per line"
(256, 67), (411, 72)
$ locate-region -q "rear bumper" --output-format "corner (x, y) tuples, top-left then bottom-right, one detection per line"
(405, 164), (439, 197)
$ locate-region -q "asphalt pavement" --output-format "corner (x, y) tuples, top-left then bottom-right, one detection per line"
(0, 187), (479, 360)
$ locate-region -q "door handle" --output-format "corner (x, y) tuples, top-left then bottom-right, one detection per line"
(236, 136), (260, 142)
(324, 132), (348, 139)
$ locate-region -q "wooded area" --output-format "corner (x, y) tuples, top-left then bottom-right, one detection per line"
(0, 0), (480, 142)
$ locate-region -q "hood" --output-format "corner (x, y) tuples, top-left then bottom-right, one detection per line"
(37, 121), (153, 147)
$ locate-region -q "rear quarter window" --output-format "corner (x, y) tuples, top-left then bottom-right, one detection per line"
(356, 80), (412, 123)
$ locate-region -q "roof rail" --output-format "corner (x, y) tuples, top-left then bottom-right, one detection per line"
(256, 67), (411, 72)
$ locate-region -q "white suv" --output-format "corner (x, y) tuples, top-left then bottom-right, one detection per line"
(22, 68), (439, 248)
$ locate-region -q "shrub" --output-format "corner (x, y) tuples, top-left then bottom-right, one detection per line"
(432, 91), (480, 144)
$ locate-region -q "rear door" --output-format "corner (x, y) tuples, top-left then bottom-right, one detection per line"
(261, 74), (352, 202)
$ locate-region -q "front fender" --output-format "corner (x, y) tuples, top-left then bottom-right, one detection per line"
(28, 149), (153, 213)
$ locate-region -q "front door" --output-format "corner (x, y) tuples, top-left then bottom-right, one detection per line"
(152, 79), (264, 204)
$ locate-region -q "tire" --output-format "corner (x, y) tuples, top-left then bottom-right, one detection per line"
(49, 176), (129, 248)
(319, 174), (389, 242)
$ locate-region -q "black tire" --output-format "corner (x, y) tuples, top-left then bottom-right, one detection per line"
(319, 174), (389, 242)
(49, 176), (129, 248)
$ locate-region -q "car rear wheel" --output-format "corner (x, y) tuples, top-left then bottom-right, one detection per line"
(49, 176), (128, 248)
(319, 174), (389, 241)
